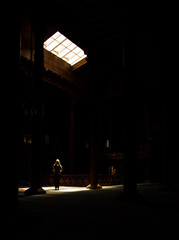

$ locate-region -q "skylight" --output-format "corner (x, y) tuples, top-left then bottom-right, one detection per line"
(44, 31), (87, 66)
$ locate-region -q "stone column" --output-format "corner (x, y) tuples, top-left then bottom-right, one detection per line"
(87, 58), (101, 189)
(144, 106), (151, 183)
(120, 9), (139, 199)
(159, 102), (173, 191)
(123, 96), (138, 197)
(88, 94), (101, 189)
(25, 19), (46, 195)
(6, 12), (21, 228)
(68, 95), (77, 174)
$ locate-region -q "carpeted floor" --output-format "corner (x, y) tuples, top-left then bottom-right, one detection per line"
(17, 184), (179, 240)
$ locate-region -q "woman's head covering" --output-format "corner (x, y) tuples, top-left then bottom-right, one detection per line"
(55, 159), (60, 164)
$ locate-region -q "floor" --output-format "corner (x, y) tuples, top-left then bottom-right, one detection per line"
(17, 184), (179, 240)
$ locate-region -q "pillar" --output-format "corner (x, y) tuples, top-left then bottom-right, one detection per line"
(2, 9), (21, 238)
(87, 94), (101, 189)
(144, 105), (151, 183)
(123, 96), (138, 196)
(68, 95), (77, 174)
(159, 102), (176, 191)
(25, 19), (46, 195)
(120, 8), (139, 199)
(159, 72), (177, 191)
(87, 57), (101, 189)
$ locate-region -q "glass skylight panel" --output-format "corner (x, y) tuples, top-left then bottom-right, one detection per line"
(65, 51), (75, 60)
(54, 45), (65, 54)
(44, 37), (54, 47)
(58, 48), (70, 58)
(44, 31), (87, 66)
(46, 40), (59, 51)
(78, 50), (84, 57)
(56, 34), (66, 43)
(51, 31), (61, 39)
(73, 47), (81, 54)
(72, 55), (86, 65)
(68, 55), (79, 64)
(68, 43), (77, 50)
(62, 39), (72, 47)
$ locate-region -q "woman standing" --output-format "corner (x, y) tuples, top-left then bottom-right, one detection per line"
(53, 159), (63, 190)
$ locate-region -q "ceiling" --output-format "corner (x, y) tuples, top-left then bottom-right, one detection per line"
(29, 1), (162, 94)
(46, 2), (160, 66)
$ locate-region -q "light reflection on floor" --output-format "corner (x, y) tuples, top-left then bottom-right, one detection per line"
(18, 186), (90, 193)
(44, 186), (90, 192)
(18, 185), (123, 194)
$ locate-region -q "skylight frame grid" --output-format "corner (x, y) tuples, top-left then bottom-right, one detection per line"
(44, 31), (87, 66)
(70, 54), (87, 66)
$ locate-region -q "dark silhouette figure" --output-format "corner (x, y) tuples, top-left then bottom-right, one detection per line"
(53, 159), (63, 190)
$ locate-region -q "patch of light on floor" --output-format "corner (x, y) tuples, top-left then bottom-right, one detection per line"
(18, 185), (124, 194)
(18, 186), (90, 193)
(43, 186), (90, 192)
